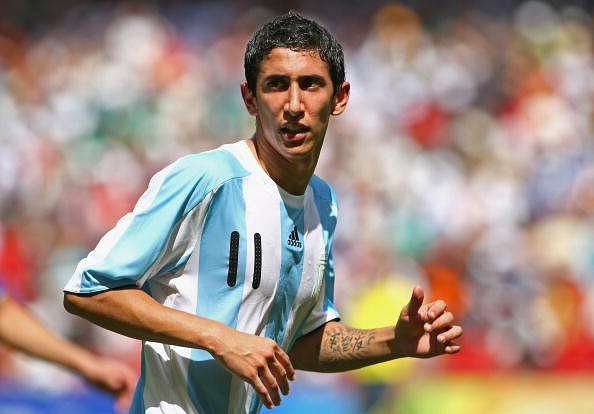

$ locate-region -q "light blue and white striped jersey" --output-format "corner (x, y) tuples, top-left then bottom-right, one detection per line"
(64, 140), (340, 414)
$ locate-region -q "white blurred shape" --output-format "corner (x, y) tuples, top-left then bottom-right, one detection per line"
(514, 1), (560, 44)
(431, 56), (476, 112)
(106, 14), (165, 69)
(47, 92), (96, 143)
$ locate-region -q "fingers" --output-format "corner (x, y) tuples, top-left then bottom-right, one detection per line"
(424, 311), (453, 333)
(418, 299), (447, 322)
(122, 374), (137, 410)
(252, 345), (296, 408)
(407, 285), (424, 318)
(219, 333), (296, 409)
(275, 347), (296, 381)
(270, 358), (290, 396)
(426, 300), (447, 320)
(115, 389), (133, 414)
(265, 347), (296, 401)
(436, 325), (463, 344)
(444, 343), (461, 354)
(250, 374), (274, 409)
(110, 368), (136, 413)
(260, 364), (282, 407)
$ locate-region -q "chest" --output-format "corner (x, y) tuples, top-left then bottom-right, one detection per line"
(199, 182), (328, 307)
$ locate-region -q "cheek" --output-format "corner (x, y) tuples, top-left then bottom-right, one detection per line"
(258, 100), (283, 124)
(309, 101), (333, 127)
(256, 109), (274, 133)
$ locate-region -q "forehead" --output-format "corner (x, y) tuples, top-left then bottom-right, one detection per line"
(258, 48), (331, 79)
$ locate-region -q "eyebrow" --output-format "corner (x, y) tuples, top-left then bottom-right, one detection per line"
(262, 74), (288, 83)
(299, 74), (326, 84)
(262, 74), (327, 83)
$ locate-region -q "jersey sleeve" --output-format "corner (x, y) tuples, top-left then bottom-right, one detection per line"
(297, 182), (340, 337)
(64, 152), (236, 294)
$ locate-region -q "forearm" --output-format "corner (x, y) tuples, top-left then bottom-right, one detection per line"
(65, 288), (299, 409)
(64, 288), (228, 354)
(289, 321), (401, 372)
(0, 297), (97, 375)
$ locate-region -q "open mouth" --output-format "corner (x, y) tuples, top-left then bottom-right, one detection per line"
(279, 124), (310, 141)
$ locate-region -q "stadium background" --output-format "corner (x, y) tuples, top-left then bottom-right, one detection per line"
(1, 0), (594, 412)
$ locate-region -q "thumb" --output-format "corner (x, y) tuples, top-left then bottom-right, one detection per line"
(406, 285), (424, 317)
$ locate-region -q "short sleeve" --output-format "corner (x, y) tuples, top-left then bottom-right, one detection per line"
(64, 150), (248, 294)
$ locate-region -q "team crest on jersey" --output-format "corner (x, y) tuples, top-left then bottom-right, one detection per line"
(287, 226), (302, 248)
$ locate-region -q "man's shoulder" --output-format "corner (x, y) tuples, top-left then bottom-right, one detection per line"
(309, 175), (338, 234)
(309, 175), (337, 205)
(144, 144), (251, 211)
(176, 145), (248, 178)
(165, 145), (250, 188)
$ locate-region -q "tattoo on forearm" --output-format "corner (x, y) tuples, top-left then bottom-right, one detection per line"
(321, 326), (376, 365)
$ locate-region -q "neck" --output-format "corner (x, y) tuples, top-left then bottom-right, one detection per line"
(247, 132), (319, 195)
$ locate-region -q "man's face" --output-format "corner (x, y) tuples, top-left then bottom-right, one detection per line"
(242, 48), (349, 161)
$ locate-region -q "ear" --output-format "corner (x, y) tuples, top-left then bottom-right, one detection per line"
(331, 81), (350, 116)
(241, 81), (258, 116)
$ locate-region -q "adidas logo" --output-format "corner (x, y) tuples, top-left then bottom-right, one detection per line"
(287, 226), (302, 248)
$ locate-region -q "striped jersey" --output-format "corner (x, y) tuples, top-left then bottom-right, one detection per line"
(64, 140), (340, 414)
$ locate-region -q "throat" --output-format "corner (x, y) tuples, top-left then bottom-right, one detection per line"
(247, 136), (315, 195)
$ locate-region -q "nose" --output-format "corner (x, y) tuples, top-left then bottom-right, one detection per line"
(284, 82), (304, 120)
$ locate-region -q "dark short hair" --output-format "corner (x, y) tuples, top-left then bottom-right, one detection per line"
(244, 11), (345, 95)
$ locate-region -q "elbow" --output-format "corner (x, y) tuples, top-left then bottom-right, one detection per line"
(63, 292), (83, 317)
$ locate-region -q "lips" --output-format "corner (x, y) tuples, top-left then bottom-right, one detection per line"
(279, 124), (310, 144)
(279, 123), (310, 135)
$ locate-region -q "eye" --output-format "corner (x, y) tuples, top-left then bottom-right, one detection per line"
(264, 76), (289, 91)
(299, 76), (325, 90)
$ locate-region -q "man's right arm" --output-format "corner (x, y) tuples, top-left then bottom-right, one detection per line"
(64, 288), (295, 409)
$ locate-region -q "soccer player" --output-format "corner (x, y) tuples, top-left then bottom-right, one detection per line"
(63, 11), (462, 414)
(0, 286), (136, 411)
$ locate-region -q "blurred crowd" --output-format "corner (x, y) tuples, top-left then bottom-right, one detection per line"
(1, 0), (594, 392)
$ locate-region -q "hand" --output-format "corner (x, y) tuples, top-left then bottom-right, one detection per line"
(81, 356), (137, 412)
(393, 286), (463, 358)
(212, 329), (296, 409)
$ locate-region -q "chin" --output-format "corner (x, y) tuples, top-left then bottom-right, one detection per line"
(283, 143), (319, 161)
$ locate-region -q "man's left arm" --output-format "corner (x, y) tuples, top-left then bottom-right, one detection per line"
(289, 286), (462, 372)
